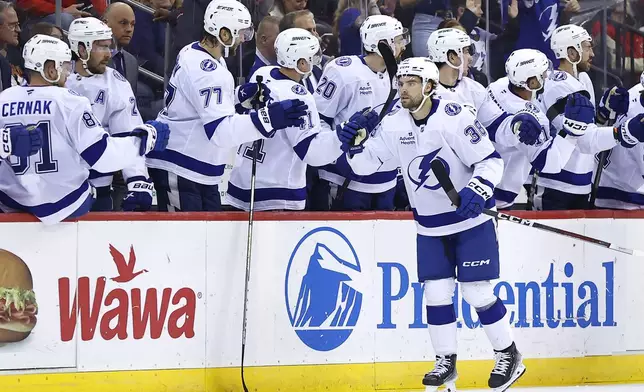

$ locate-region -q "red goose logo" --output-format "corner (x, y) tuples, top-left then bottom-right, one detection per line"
(58, 245), (198, 342)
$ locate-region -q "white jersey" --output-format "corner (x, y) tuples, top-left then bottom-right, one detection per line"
(314, 55), (398, 194)
(226, 67), (344, 211)
(595, 83), (644, 209)
(0, 86), (144, 224)
(478, 77), (578, 208)
(434, 76), (486, 112)
(147, 42), (270, 185)
(347, 98), (503, 236)
(66, 67), (148, 187)
(535, 70), (618, 195)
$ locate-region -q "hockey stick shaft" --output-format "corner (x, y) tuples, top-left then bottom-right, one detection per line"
(430, 159), (644, 257)
(336, 42), (398, 204)
(241, 75), (263, 392)
(589, 111), (617, 208)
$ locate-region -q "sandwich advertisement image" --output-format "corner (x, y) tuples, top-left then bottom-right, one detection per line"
(0, 249), (38, 344)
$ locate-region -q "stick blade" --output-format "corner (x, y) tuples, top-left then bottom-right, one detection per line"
(430, 159), (461, 207)
(377, 41), (398, 81)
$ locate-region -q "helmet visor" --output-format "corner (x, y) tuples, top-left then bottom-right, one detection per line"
(394, 28), (411, 47)
(239, 26), (254, 43)
(310, 47), (322, 67)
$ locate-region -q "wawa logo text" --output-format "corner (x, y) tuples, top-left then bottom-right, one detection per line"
(58, 245), (199, 342)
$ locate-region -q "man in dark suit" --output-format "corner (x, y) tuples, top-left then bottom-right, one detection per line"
(103, 2), (138, 94)
(248, 15), (281, 78)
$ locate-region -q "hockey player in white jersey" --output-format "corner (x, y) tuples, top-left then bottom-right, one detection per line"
(594, 72), (644, 209)
(66, 17), (156, 212)
(147, 0), (309, 211)
(227, 28), (364, 211)
(314, 14), (409, 211)
(478, 48), (581, 209)
(0, 35), (169, 224)
(534, 24), (632, 210)
(345, 57), (524, 391)
(426, 28), (486, 112)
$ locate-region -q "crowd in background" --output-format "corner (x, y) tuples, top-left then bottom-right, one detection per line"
(0, 0), (642, 211)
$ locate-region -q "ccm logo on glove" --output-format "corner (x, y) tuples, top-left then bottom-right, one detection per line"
(467, 179), (492, 200)
(563, 118), (588, 132)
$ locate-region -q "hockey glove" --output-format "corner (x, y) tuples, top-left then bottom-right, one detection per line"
(614, 113), (644, 148)
(250, 99), (308, 137)
(597, 86), (629, 124)
(0, 125), (43, 160)
(511, 109), (543, 146)
(121, 176), (154, 211)
(348, 107), (379, 146)
(562, 93), (594, 137)
(337, 120), (366, 154)
(455, 177), (493, 219)
(235, 82), (272, 114)
(131, 121), (170, 156)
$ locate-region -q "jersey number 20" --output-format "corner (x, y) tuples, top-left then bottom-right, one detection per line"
(9, 121), (57, 175)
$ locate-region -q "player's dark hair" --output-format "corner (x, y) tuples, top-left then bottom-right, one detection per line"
(28, 22), (63, 41)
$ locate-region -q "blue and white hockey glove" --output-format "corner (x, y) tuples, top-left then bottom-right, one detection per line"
(511, 109), (542, 146)
(349, 107), (379, 146)
(456, 177), (493, 219)
(336, 120), (365, 154)
(131, 121), (170, 156)
(121, 176), (154, 211)
(562, 93), (594, 137)
(0, 125), (43, 159)
(250, 99), (308, 137)
(598, 86), (629, 124)
(235, 82), (272, 114)
(614, 113), (644, 148)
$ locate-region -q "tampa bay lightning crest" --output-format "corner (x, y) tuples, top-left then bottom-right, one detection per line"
(200, 59), (217, 72)
(407, 148), (450, 191)
(292, 84), (307, 95)
(335, 57), (353, 67)
(285, 227), (362, 351)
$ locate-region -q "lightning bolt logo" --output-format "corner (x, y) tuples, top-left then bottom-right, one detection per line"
(408, 148), (443, 192)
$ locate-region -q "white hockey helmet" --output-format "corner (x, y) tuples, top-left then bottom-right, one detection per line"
(550, 24), (592, 63)
(275, 28), (321, 76)
(505, 49), (552, 93)
(640, 70), (644, 87)
(204, 0), (253, 53)
(23, 34), (72, 84)
(396, 57), (439, 113)
(68, 17), (113, 57)
(360, 15), (409, 57)
(427, 28), (472, 79)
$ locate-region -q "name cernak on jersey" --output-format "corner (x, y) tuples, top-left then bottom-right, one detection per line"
(2, 100), (52, 117)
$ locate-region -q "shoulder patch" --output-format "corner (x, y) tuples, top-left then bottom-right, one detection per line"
(525, 101), (540, 113)
(112, 69), (127, 82)
(291, 84), (307, 95)
(67, 89), (81, 96)
(553, 71), (567, 81)
(200, 59), (217, 72)
(444, 102), (462, 116)
(335, 57), (352, 67)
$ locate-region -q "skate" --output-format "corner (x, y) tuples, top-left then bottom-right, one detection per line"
(422, 354), (458, 392)
(488, 342), (526, 391)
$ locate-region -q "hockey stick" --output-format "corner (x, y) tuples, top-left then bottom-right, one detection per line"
(589, 111), (617, 208)
(430, 159), (644, 257)
(241, 75), (263, 392)
(335, 41), (398, 206)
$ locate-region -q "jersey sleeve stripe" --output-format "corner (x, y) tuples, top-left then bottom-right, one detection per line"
(320, 114), (334, 127)
(485, 113), (511, 142)
(0, 181), (89, 218)
(539, 169), (592, 186)
(481, 151), (502, 161)
(80, 134), (109, 167)
(494, 188), (518, 204)
(293, 134), (317, 161)
(227, 183), (307, 203)
(597, 186), (644, 206)
(530, 138), (556, 172)
(204, 116), (228, 140)
(147, 149), (226, 177)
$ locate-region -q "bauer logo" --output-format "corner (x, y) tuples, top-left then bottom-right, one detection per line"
(285, 227), (362, 351)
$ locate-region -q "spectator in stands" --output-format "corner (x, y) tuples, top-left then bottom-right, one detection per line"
(129, 0), (170, 77)
(103, 2), (138, 94)
(248, 15), (280, 77)
(16, 0), (102, 31)
(5, 21), (62, 88)
(0, 1), (20, 91)
(400, 0), (453, 57)
(333, 0), (380, 56)
(270, 0), (307, 18)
